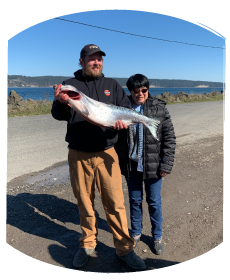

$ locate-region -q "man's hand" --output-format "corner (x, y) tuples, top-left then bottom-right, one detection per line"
(113, 120), (128, 130)
(160, 171), (168, 177)
(53, 84), (69, 104)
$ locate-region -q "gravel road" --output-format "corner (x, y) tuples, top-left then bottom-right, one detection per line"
(6, 100), (224, 276)
(7, 101), (223, 182)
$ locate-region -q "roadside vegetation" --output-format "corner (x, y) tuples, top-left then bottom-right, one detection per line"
(8, 103), (53, 117)
(155, 90), (224, 105)
(8, 90), (53, 117)
(7, 89), (224, 117)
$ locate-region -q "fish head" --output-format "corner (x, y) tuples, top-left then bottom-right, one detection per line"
(60, 85), (89, 117)
(60, 85), (82, 101)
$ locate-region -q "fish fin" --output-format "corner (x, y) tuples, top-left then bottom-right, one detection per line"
(144, 117), (166, 141)
(80, 104), (90, 116)
(145, 124), (159, 141)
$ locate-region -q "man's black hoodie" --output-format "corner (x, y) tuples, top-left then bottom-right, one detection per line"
(51, 70), (131, 152)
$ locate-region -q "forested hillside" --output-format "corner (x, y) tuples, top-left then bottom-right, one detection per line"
(8, 75), (224, 88)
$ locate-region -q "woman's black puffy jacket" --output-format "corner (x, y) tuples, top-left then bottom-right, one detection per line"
(115, 95), (176, 179)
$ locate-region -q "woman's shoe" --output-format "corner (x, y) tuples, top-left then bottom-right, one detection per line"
(153, 237), (164, 255)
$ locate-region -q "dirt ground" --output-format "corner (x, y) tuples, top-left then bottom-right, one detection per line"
(6, 134), (223, 273)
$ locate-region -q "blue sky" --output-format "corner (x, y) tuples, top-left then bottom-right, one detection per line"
(8, 10), (225, 83)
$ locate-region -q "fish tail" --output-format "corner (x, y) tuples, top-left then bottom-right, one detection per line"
(144, 117), (165, 141)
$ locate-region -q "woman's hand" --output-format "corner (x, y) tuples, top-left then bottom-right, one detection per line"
(113, 120), (128, 130)
(160, 171), (168, 177)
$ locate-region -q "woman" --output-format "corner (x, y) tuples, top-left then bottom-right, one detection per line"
(115, 74), (176, 255)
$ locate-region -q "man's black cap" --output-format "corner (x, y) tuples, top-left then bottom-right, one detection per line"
(80, 44), (106, 59)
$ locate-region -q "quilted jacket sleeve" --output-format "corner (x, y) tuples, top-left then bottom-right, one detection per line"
(159, 107), (176, 174)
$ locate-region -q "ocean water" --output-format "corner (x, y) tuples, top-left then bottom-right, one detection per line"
(8, 87), (224, 101)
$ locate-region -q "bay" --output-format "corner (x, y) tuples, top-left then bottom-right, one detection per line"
(8, 86), (224, 101)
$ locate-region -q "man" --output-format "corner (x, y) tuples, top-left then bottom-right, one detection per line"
(51, 44), (146, 271)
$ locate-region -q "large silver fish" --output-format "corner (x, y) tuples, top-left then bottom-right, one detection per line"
(59, 85), (165, 141)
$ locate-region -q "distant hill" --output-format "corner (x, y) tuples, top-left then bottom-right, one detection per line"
(8, 75), (71, 88)
(8, 75), (224, 88)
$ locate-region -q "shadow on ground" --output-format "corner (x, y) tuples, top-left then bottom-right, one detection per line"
(7, 193), (179, 272)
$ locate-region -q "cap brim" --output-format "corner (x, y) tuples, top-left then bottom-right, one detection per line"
(85, 50), (106, 57)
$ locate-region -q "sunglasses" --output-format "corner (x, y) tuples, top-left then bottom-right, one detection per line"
(133, 88), (148, 94)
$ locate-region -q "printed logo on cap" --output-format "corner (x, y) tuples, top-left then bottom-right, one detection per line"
(89, 45), (99, 49)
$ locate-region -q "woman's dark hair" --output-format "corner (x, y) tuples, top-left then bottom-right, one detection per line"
(126, 74), (149, 92)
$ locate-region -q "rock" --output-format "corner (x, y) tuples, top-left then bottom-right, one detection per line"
(41, 99), (52, 106)
(210, 91), (220, 97)
(8, 90), (23, 105)
(27, 98), (35, 101)
(27, 99), (39, 106)
(178, 91), (189, 98)
(17, 100), (27, 107)
(155, 94), (162, 99)
(27, 100), (41, 110)
(174, 91), (190, 101)
(161, 91), (170, 98)
(8, 104), (14, 112)
(167, 96), (176, 102)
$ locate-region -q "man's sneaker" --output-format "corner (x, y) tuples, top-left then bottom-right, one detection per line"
(131, 234), (141, 249)
(73, 247), (96, 268)
(153, 238), (164, 255)
(117, 250), (147, 271)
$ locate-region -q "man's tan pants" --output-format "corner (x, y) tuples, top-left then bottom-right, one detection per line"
(68, 147), (134, 256)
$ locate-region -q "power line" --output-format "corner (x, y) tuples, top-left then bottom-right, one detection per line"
(55, 17), (225, 50)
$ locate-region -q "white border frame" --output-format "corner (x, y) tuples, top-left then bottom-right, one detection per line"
(2, 4), (227, 277)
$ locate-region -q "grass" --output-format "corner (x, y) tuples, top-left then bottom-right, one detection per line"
(8, 104), (53, 117)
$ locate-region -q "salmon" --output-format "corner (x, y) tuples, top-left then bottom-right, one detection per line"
(60, 85), (164, 141)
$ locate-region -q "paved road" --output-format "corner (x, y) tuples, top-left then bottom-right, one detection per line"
(7, 101), (223, 182)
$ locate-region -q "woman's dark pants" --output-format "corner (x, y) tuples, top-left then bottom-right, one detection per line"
(126, 162), (163, 240)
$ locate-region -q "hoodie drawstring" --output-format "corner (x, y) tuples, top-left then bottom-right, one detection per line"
(84, 80), (99, 101)
(84, 81), (90, 97)
(93, 81), (100, 101)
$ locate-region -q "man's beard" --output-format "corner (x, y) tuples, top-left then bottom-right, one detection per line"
(83, 65), (103, 78)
